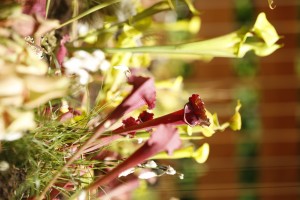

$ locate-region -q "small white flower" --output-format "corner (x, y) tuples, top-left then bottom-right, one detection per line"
(166, 166), (176, 175)
(74, 50), (93, 60)
(118, 167), (135, 178)
(93, 50), (105, 61)
(78, 23), (89, 36)
(63, 50), (110, 85)
(178, 173), (184, 179)
(82, 58), (99, 72)
(144, 160), (157, 168)
(78, 69), (90, 85)
(0, 161), (9, 171)
(138, 171), (158, 179)
(64, 57), (82, 73)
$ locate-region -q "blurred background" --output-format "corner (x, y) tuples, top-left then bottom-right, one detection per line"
(137, 0), (300, 199)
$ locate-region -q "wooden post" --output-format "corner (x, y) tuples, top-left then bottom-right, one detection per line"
(191, 1), (239, 200)
(253, 0), (299, 199)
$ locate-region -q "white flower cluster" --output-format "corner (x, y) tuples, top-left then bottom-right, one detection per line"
(117, 161), (184, 181)
(63, 50), (110, 85)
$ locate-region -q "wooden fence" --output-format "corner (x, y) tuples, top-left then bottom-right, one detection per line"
(156, 0), (299, 199)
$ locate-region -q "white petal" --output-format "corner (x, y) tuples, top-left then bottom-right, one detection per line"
(138, 171), (158, 179)
(0, 76), (24, 96)
(82, 58), (99, 72)
(144, 160), (157, 168)
(92, 50), (105, 60)
(78, 69), (90, 85)
(78, 23), (89, 36)
(64, 57), (83, 72)
(178, 173), (184, 179)
(118, 167), (135, 177)
(166, 166), (176, 175)
(99, 60), (110, 71)
(7, 111), (36, 134)
(74, 50), (93, 60)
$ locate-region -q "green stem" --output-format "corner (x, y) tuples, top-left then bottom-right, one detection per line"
(75, 1), (171, 41)
(127, 1), (171, 24)
(45, 0), (51, 18)
(55, 0), (121, 30)
(103, 32), (241, 57)
(104, 45), (177, 54)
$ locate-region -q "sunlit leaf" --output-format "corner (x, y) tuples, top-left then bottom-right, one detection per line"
(0, 76), (24, 107)
(151, 143), (210, 164)
(151, 146), (194, 160)
(0, 2), (21, 20)
(153, 16), (201, 34)
(24, 76), (70, 109)
(251, 12), (279, 46)
(229, 100), (242, 131)
(187, 100), (242, 137)
(193, 143), (210, 163)
(0, 108), (36, 141)
(105, 12), (281, 59)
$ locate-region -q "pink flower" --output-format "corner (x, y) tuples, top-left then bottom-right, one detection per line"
(86, 125), (181, 191)
(57, 35), (70, 66)
(113, 111), (154, 137)
(137, 110), (154, 123)
(95, 76), (156, 133)
(112, 94), (210, 135)
(184, 94), (210, 126)
(84, 94), (209, 154)
(22, 0), (47, 18)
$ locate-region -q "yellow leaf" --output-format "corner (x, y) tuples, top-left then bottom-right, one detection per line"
(193, 143), (210, 163)
(252, 12), (280, 46)
(229, 100), (242, 131)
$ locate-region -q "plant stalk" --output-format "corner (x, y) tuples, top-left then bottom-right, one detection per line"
(55, 0), (121, 30)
